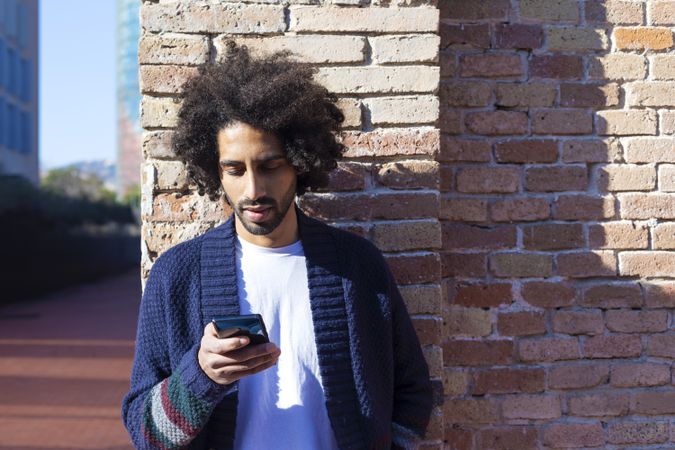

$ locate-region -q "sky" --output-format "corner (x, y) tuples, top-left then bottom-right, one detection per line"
(39, 0), (117, 170)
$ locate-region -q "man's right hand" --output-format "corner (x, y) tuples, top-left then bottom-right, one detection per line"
(198, 322), (281, 385)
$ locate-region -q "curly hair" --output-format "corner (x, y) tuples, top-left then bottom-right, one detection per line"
(171, 42), (346, 200)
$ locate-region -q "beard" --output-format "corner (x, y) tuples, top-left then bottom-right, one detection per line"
(224, 179), (297, 236)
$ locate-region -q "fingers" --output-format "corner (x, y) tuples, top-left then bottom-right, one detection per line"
(215, 349), (280, 373)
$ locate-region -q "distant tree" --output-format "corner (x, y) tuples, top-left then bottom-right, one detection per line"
(42, 167), (115, 203)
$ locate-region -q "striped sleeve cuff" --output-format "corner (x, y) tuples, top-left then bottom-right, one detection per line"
(392, 422), (423, 450)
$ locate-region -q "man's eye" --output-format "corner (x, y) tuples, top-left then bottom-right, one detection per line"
(262, 164), (280, 171)
(225, 169), (244, 176)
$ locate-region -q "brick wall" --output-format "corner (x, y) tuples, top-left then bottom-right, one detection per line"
(441, 1), (675, 448)
(138, 0), (444, 446)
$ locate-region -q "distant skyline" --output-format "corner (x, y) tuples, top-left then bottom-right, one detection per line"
(39, 0), (117, 170)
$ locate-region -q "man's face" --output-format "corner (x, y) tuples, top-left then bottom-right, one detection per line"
(217, 122), (297, 236)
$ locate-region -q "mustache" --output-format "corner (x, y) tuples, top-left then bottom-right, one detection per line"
(238, 198), (276, 209)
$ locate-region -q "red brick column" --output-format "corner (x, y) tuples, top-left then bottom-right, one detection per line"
(440, 1), (675, 448)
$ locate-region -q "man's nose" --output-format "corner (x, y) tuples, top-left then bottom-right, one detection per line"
(244, 171), (265, 201)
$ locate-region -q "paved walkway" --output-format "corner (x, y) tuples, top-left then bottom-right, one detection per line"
(0, 270), (141, 450)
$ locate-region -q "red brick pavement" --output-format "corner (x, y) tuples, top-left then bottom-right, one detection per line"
(0, 270), (141, 450)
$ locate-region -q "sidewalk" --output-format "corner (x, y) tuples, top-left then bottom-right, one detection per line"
(0, 270), (141, 450)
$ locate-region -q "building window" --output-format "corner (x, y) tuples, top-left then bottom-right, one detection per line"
(20, 57), (29, 102)
(21, 110), (30, 154)
(0, 97), (4, 148)
(7, 102), (15, 150)
(7, 47), (15, 96)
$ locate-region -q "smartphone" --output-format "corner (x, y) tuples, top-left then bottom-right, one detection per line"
(211, 314), (270, 345)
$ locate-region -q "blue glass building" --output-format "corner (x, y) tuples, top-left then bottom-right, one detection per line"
(0, 0), (38, 184)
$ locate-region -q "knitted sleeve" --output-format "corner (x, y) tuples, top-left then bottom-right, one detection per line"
(121, 256), (233, 449)
(386, 263), (434, 449)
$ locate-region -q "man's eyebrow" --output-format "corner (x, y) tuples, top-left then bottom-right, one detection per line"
(219, 155), (286, 166)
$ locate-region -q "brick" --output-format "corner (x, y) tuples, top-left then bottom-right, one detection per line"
(502, 395), (561, 420)
(589, 222), (649, 249)
(341, 128), (439, 158)
(439, 138), (492, 162)
(444, 425), (473, 450)
(375, 160), (438, 190)
(645, 281), (675, 307)
(411, 317), (442, 346)
(520, 0), (579, 22)
(472, 368), (545, 395)
(494, 139), (558, 163)
(530, 55), (583, 79)
(491, 198), (550, 222)
(624, 138), (675, 163)
(372, 220), (441, 252)
(223, 35), (366, 64)
(581, 283), (643, 308)
(553, 195), (615, 220)
(140, 65), (198, 95)
(465, 111), (528, 136)
(596, 110), (657, 136)
(606, 310), (668, 333)
(335, 98), (361, 129)
(620, 251), (675, 276)
(440, 197), (488, 222)
(140, 96), (181, 128)
(153, 161), (188, 190)
(628, 82), (675, 107)
(547, 27), (609, 52)
(588, 54), (647, 80)
(315, 66), (439, 94)
(443, 369), (468, 396)
(619, 193), (675, 219)
(615, 27), (674, 50)
(365, 96), (439, 126)
(494, 23), (543, 49)
(532, 109), (593, 135)
(444, 398), (499, 424)
(459, 54), (523, 78)
(650, 1), (675, 25)
(385, 253), (440, 285)
(143, 131), (176, 160)
(290, 6), (438, 32)
(543, 423), (605, 448)
(491, 253), (553, 278)
(608, 422), (668, 445)
(148, 192), (227, 223)
(299, 192), (438, 221)
(456, 167), (519, 193)
(439, 0), (510, 21)
(322, 161), (367, 192)
(142, 3), (285, 33)
(370, 34), (440, 64)
(443, 340), (513, 366)
(442, 253), (487, 278)
(660, 164), (675, 191)
(560, 83), (620, 107)
(557, 251), (617, 278)
(440, 51), (455, 78)
(562, 139), (621, 163)
(522, 282), (576, 308)
(583, 334), (642, 358)
(138, 33), (209, 65)
(552, 311), (604, 335)
(633, 391), (675, 415)
(444, 306), (491, 337)
(424, 347), (444, 382)
(144, 221), (213, 255)
(477, 427), (537, 450)
(441, 81), (492, 108)
(442, 224), (516, 250)
(497, 311), (546, 336)
(646, 334), (675, 358)
(525, 166), (588, 192)
(611, 363), (671, 387)
(440, 22), (490, 49)
(495, 83), (556, 108)
(568, 393), (630, 417)
(518, 338), (580, 362)
(597, 164), (657, 191)
(549, 363), (609, 389)
(653, 223), (675, 249)
(440, 109), (461, 135)
(586, 1), (645, 24)
(399, 284), (441, 315)
(651, 55), (675, 79)
(523, 223), (584, 250)
(450, 282), (513, 308)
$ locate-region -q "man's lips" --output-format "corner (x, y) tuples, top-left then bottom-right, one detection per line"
(242, 206), (271, 221)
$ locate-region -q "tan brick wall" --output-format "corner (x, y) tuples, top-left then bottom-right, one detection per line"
(139, 0), (443, 445)
(441, 1), (675, 448)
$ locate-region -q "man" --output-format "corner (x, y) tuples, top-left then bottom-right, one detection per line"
(122, 43), (432, 450)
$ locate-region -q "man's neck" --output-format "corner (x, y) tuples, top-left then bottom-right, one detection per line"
(235, 205), (300, 248)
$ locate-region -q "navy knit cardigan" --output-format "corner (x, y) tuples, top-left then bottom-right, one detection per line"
(121, 207), (433, 449)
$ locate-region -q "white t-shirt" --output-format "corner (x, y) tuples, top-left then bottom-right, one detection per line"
(232, 235), (339, 450)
